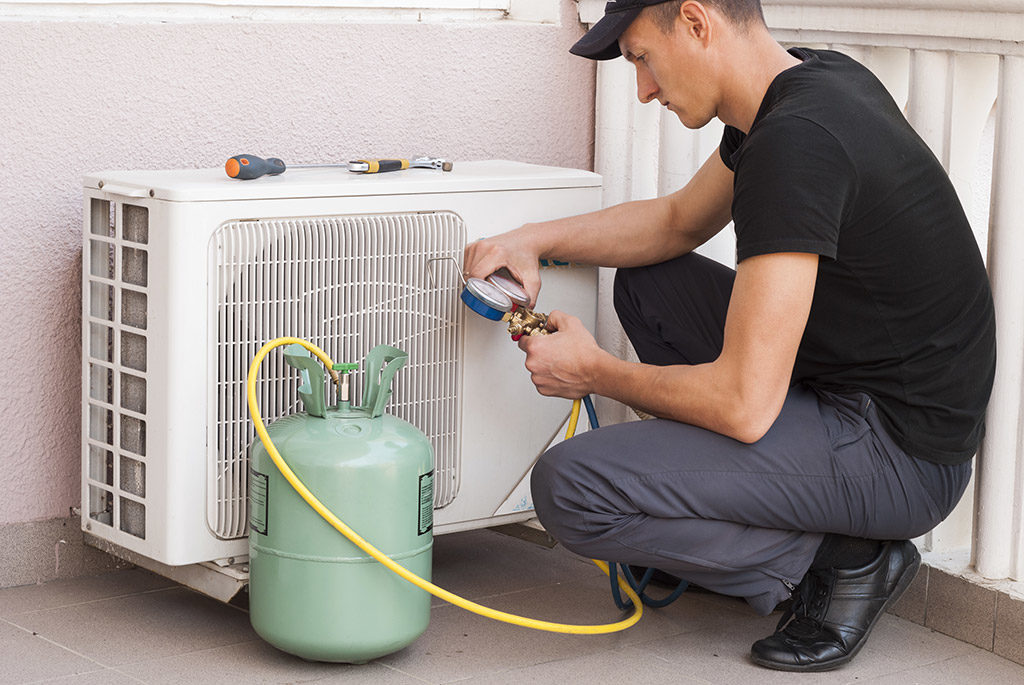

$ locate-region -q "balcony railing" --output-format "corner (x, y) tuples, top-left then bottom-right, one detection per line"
(579, 0), (1024, 586)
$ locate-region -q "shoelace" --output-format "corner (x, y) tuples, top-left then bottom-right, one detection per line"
(775, 568), (835, 638)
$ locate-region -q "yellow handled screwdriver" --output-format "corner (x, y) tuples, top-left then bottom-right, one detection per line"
(225, 154), (452, 180)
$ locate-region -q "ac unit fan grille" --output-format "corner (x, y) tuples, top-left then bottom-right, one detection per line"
(211, 212), (466, 540)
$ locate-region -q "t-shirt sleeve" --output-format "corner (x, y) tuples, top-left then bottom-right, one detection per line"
(731, 116), (857, 263)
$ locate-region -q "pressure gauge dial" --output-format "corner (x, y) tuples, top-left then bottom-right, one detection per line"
(486, 271), (531, 308)
(461, 277), (514, 321)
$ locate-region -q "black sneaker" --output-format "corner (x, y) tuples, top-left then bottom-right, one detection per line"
(750, 540), (921, 672)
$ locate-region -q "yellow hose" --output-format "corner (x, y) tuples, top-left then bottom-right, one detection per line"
(247, 336), (642, 634)
(566, 398), (581, 440)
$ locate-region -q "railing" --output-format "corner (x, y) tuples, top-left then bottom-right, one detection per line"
(579, 0), (1024, 584)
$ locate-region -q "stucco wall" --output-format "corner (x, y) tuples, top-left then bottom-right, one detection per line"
(0, 2), (595, 526)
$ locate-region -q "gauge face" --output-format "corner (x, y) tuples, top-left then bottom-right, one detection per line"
(464, 277), (513, 312)
(487, 272), (530, 307)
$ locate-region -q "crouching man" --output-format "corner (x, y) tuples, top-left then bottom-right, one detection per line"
(464, 0), (995, 672)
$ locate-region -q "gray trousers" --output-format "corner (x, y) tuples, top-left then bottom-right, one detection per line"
(530, 253), (972, 615)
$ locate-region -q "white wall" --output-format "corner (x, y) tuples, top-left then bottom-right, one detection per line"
(0, 0), (596, 527)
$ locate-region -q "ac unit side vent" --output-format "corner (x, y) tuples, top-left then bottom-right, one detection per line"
(210, 211), (466, 540)
(84, 199), (150, 540)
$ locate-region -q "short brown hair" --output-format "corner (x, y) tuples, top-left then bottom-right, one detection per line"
(648, 0), (765, 33)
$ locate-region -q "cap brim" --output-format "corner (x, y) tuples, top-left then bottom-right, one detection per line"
(570, 8), (642, 61)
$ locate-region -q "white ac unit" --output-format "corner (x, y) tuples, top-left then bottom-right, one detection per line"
(81, 160), (602, 568)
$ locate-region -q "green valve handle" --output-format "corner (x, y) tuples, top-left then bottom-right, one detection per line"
(333, 362), (359, 407)
(283, 344), (327, 418)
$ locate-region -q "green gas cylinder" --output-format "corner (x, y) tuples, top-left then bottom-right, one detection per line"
(248, 344), (434, 663)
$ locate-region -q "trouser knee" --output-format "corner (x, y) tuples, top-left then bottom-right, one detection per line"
(530, 443), (603, 558)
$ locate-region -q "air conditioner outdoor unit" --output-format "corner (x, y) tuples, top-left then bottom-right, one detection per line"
(81, 160), (602, 571)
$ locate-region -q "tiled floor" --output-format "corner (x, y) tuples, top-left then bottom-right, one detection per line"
(2, 528), (1023, 684)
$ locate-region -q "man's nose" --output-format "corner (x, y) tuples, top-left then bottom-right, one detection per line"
(635, 66), (658, 104)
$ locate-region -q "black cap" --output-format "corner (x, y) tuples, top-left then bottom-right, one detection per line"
(570, 0), (674, 61)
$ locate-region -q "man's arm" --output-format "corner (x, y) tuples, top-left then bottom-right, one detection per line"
(464, 150), (734, 304)
(521, 251), (819, 443)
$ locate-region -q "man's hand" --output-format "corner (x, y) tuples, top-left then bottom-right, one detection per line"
(463, 228), (543, 307)
(517, 311), (610, 399)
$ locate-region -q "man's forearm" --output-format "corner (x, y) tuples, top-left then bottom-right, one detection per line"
(514, 197), (697, 268)
(590, 354), (772, 443)
(516, 151), (734, 268)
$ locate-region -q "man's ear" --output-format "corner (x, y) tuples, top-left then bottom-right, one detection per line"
(680, 1), (713, 44)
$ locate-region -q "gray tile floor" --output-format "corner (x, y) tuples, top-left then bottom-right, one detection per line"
(2, 528), (1023, 684)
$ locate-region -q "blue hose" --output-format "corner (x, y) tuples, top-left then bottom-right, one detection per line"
(607, 563), (689, 610)
(582, 394), (599, 430)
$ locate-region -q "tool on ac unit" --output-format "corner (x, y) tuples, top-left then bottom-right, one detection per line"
(348, 157), (453, 174)
(225, 154), (453, 179)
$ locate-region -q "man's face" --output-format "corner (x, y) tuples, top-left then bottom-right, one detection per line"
(617, 6), (716, 129)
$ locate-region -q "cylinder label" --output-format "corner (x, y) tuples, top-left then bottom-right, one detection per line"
(418, 471), (434, 536)
(249, 467), (269, 536)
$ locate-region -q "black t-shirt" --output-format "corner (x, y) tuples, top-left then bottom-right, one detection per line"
(719, 47), (995, 465)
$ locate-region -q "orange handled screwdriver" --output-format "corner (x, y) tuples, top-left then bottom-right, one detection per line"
(226, 154), (283, 179)
(225, 154), (349, 180)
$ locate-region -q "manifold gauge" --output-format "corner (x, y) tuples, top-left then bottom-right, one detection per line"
(486, 271), (531, 308)
(461, 278), (514, 321)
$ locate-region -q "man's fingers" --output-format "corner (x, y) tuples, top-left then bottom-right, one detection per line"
(544, 310), (578, 332)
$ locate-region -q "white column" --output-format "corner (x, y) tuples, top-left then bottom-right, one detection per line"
(907, 49), (953, 169)
(628, 94), (663, 201)
(976, 54), (1024, 581)
(862, 47), (911, 111)
(948, 53), (999, 253)
(923, 52), (1000, 555)
(595, 59), (638, 208)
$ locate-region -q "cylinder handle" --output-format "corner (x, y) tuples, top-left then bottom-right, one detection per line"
(361, 345), (408, 418)
(283, 344), (327, 418)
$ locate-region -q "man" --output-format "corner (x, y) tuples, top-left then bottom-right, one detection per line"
(464, 0), (995, 672)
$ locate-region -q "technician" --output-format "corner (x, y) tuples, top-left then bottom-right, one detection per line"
(464, 0), (995, 673)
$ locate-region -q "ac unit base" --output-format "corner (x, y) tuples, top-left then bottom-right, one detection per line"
(84, 533), (250, 604)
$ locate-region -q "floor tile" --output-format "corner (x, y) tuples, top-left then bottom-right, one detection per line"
(118, 639), (425, 685)
(0, 570), (174, 618)
(860, 650), (1024, 684)
(6, 587), (255, 668)
(868, 614), (976, 665)
(628, 612), (972, 684)
(457, 644), (710, 685)
(925, 568), (997, 650)
(28, 669), (142, 684)
(889, 563), (928, 625)
(0, 619), (104, 685)
(428, 529), (598, 608)
(375, 573), (746, 683)
(995, 591), (1024, 666)
(2, 530), (1024, 685)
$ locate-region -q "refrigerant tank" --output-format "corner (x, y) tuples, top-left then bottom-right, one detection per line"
(248, 344), (434, 663)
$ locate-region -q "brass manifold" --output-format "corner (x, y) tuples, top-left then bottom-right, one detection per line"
(503, 306), (550, 338)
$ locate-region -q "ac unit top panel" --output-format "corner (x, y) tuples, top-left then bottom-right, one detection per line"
(83, 160), (601, 203)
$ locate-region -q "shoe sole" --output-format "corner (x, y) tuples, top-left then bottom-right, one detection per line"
(750, 545), (922, 673)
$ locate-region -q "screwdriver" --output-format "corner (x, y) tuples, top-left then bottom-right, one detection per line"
(225, 154), (339, 180)
(225, 154), (453, 180)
